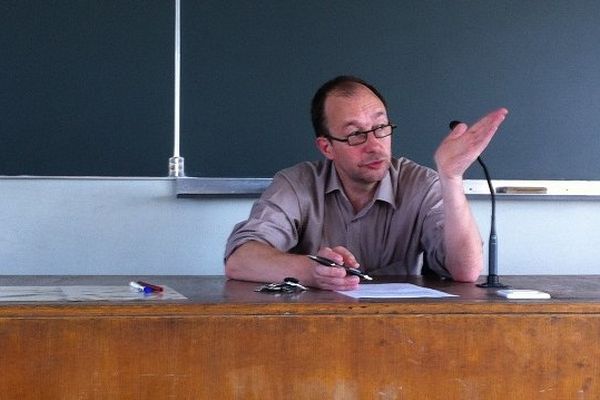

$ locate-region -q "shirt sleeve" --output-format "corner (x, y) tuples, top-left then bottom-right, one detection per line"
(223, 172), (303, 261)
(419, 178), (451, 278)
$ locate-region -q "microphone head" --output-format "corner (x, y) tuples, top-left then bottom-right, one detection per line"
(449, 120), (462, 130)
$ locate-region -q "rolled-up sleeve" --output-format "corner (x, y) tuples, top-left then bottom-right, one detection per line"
(224, 173), (302, 261)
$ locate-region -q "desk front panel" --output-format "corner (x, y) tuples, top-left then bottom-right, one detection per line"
(2, 311), (599, 398)
(1, 275), (599, 399)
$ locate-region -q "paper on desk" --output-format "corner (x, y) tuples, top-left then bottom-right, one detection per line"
(0, 286), (65, 302)
(0, 286), (187, 302)
(61, 286), (187, 301)
(337, 283), (458, 299)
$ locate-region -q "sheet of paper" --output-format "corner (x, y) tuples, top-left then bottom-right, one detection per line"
(0, 286), (187, 302)
(61, 286), (187, 301)
(0, 286), (65, 302)
(337, 283), (458, 299)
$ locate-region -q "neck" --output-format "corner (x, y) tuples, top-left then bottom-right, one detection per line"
(342, 180), (378, 213)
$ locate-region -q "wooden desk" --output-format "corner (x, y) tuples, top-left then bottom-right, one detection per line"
(1, 275), (599, 399)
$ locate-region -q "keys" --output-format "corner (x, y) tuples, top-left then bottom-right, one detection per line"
(255, 277), (308, 294)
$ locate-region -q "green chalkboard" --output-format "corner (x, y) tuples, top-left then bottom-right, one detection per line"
(3, 1), (600, 179)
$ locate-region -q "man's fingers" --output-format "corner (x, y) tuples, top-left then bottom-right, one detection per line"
(316, 276), (360, 291)
(330, 246), (360, 267)
(313, 263), (360, 291)
(462, 108), (508, 153)
(469, 108), (508, 137)
(315, 264), (347, 277)
(449, 122), (468, 137)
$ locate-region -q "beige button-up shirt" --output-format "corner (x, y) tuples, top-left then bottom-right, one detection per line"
(225, 157), (449, 277)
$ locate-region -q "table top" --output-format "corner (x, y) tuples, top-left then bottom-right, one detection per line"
(1, 275), (599, 316)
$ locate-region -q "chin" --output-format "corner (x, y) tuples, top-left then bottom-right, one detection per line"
(360, 170), (388, 184)
(365, 162), (390, 179)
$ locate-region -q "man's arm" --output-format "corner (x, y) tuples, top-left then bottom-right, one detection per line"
(433, 108), (508, 282)
(225, 241), (360, 290)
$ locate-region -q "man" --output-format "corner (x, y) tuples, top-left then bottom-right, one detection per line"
(225, 75), (507, 290)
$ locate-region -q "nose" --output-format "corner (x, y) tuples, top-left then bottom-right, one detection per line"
(362, 130), (386, 151)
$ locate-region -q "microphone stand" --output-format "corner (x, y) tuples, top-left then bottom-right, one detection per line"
(475, 156), (509, 288)
(448, 121), (509, 288)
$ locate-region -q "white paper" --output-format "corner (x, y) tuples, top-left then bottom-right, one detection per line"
(0, 285), (187, 302)
(0, 286), (65, 302)
(337, 283), (458, 299)
(61, 286), (187, 301)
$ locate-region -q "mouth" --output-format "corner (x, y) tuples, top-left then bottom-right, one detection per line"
(361, 158), (388, 170)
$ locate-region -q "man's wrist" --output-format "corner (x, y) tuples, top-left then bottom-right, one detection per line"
(437, 173), (464, 189)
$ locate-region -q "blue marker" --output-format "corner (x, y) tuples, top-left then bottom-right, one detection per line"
(129, 281), (153, 293)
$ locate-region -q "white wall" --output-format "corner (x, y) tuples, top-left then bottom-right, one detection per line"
(1, 177), (599, 275)
(471, 199), (600, 275)
(0, 178), (247, 275)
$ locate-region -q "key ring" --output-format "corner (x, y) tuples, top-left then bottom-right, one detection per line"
(255, 277), (308, 293)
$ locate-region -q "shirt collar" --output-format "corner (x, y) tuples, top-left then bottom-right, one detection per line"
(325, 160), (342, 194)
(375, 169), (396, 208)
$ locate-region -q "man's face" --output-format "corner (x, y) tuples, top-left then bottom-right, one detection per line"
(317, 86), (392, 190)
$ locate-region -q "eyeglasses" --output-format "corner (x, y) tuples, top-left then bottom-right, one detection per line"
(327, 123), (396, 146)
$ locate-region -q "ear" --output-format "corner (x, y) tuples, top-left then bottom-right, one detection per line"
(315, 137), (334, 160)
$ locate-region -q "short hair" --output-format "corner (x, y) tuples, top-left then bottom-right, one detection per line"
(310, 75), (388, 138)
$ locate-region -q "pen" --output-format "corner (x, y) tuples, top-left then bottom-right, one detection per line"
(129, 281), (153, 293)
(307, 255), (373, 281)
(137, 281), (164, 292)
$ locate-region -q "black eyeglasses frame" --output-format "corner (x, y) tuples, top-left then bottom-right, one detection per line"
(326, 123), (397, 146)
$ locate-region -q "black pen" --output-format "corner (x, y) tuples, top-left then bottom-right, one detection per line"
(307, 255), (373, 281)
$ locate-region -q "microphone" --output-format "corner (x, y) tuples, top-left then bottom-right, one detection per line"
(449, 120), (509, 288)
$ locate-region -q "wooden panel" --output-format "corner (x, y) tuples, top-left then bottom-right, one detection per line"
(1, 313), (599, 398)
(1, 275), (600, 398)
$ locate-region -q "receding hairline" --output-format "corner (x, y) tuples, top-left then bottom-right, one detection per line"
(323, 83), (387, 130)
(326, 81), (375, 100)
(311, 75), (388, 138)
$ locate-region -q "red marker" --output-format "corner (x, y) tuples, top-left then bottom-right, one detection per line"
(137, 281), (164, 292)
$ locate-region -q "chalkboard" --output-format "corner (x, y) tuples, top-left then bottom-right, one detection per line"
(3, 1), (600, 179)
